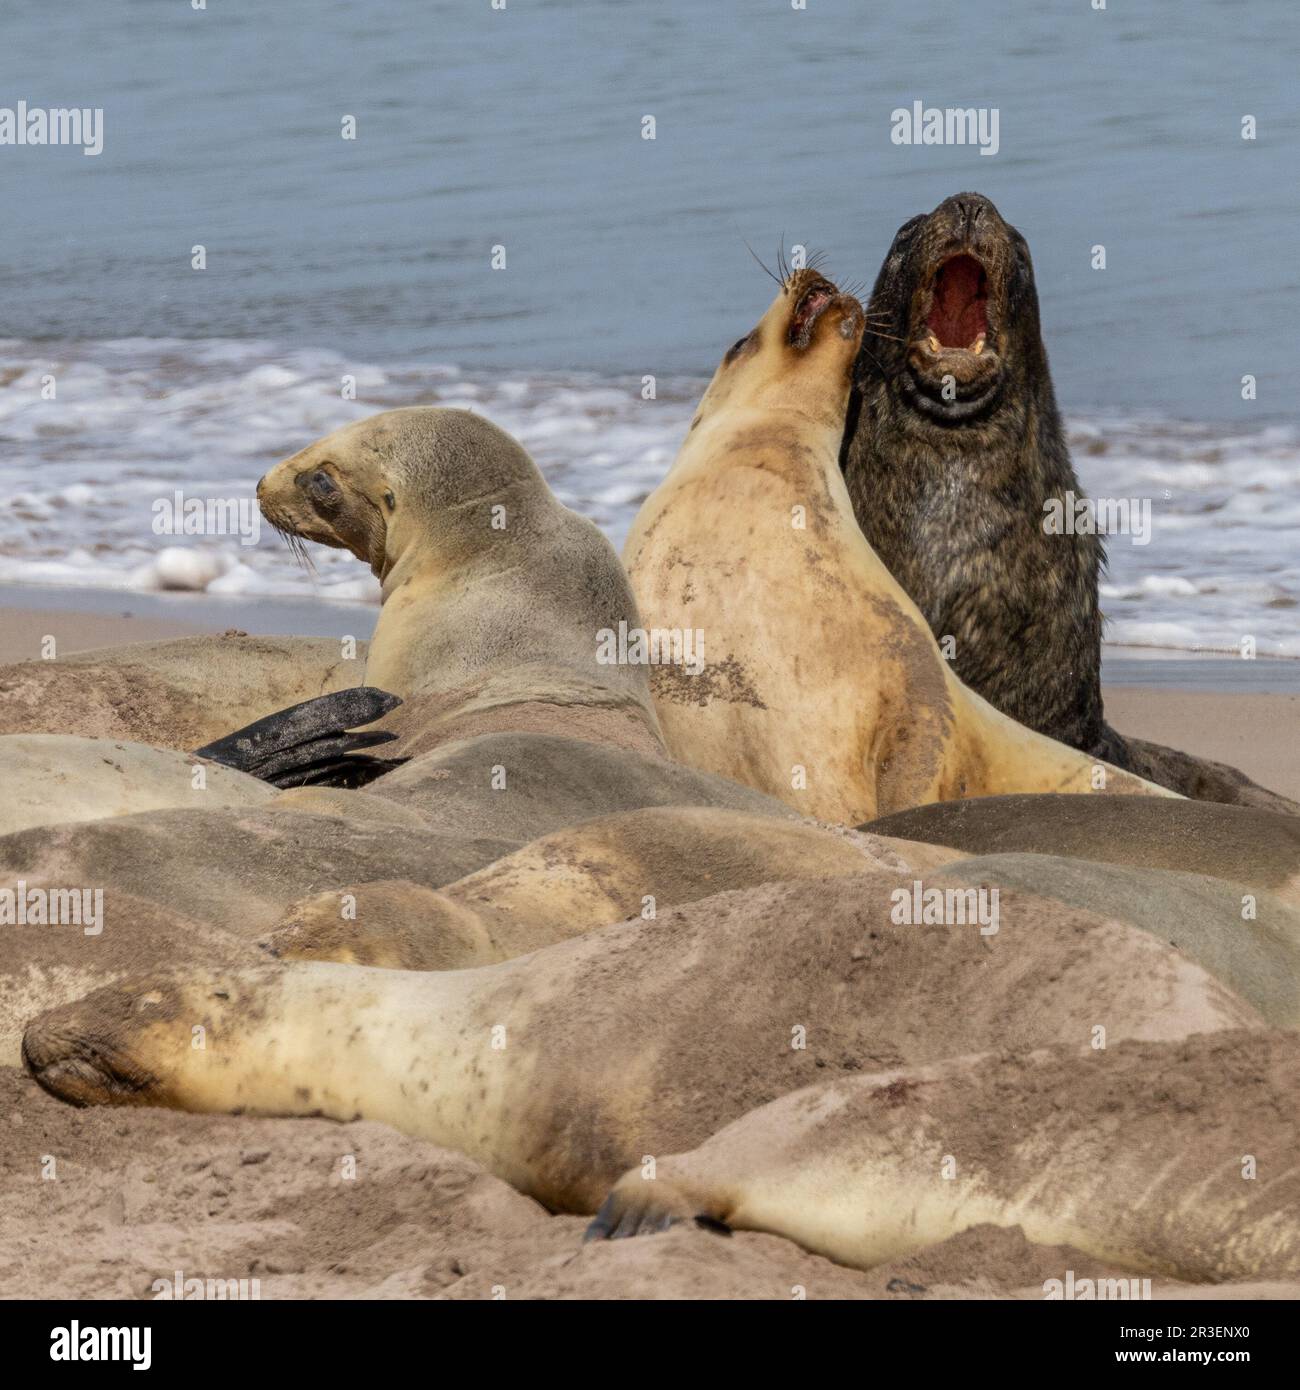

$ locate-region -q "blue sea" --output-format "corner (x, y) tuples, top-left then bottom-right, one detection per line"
(1, 0), (1297, 655)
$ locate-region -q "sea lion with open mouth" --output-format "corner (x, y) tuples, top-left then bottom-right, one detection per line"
(841, 192), (1296, 813)
(623, 267), (1169, 824)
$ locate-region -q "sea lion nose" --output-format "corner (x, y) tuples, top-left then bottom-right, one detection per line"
(955, 196), (986, 240)
(936, 192), (996, 245)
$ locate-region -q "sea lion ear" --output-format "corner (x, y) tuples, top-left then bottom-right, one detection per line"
(383, 490), (396, 511)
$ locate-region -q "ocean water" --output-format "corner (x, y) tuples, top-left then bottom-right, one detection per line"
(2, 336), (1297, 657)
(0, 0), (1296, 656)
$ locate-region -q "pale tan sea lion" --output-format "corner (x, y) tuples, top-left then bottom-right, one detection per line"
(360, 731), (797, 840)
(255, 406), (663, 760)
(262, 806), (901, 969)
(0, 808), (515, 937)
(24, 872), (1257, 1223)
(0, 635), (364, 749)
(927, 853), (1300, 1026)
(623, 269), (1170, 823)
(588, 1030), (1300, 1282)
(0, 734), (276, 836)
(0, 887), (253, 1067)
(0, 407), (800, 905)
(864, 793), (1300, 909)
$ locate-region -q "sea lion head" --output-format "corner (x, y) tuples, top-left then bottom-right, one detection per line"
(691, 269), (866, 431)
(256, 406), (548, 585)
(855, 192), (1045, 426)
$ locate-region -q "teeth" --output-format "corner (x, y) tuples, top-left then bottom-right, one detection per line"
(927, 335), (941, 352)
(972, 336), (986, 354)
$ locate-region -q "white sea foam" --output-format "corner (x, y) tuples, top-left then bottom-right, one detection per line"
(0, 339), (1296, 657)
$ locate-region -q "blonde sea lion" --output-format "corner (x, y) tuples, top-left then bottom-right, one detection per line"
(0, 407), (805, 934)
(0, 734), (276, 836)
(926, 854), (1300, 1026)
(587, 1030), (1300, 1281)
(864, 793), (1300, 910)
(255, 406), (662, 761)
(623, 270), (1170, 824)
(0, 634), (364, 749)
(261, 807), (909, 969)
(0, 409), (809, 1052)
(0, 887), (254, 1067)
(0, 807), (516, 938)
(24, 871), (1257, 1227)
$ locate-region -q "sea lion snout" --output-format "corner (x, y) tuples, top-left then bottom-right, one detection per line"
(784, 273), (865, 356)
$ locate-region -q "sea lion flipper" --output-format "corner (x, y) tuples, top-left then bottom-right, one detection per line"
(193, 686), (404, 789)
(584, 1172), (726, 1242)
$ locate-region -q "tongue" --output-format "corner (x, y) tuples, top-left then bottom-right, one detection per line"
(927, 256), (987, 348)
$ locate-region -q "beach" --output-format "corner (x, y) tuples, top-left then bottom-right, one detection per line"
(1, 0), (1296, 1329)
(3, 1056), (1295, 1302)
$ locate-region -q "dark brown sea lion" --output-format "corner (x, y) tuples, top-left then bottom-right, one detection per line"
(841, 192), (1296, 813)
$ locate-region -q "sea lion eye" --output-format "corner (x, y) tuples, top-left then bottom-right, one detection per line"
(383, 490), (396, 510)
(724, 333), (751, 364)
(300, 469), (340, 503)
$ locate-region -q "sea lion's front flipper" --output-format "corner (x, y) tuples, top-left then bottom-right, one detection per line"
(193, 687), (405, 789)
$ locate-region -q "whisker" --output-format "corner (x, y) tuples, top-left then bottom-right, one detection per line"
(265, 510), (318, 574)
(742, 237), (782, 288)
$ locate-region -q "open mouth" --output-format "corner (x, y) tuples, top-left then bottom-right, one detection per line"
(922, 253), (989, 354)
(788, 280), (837, 345)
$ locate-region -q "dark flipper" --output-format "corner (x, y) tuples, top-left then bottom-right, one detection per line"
(194, 688), (406, 790)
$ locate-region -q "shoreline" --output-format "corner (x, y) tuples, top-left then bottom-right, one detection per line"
(3, 583), (1299, 690)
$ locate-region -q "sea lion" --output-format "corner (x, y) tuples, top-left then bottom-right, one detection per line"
(255, 406), (663, 760)
(0, 887), (254, 1067)
(23, 871), (1257, 1221)
(0, 408), (814, 1042)
(261, 807), (906, 969)
(588, 1030), (1300, 1282)
(840, 192), (1296, 813)
(0, 807), (516, 938)
(927, 854), (1300, 1026)
(0, 734), (276, 836)
(0, 407), (810, 962)
(0, 634), (365, 749)
(863, 793), (1300, 910)
(623, 268), (1169, 823)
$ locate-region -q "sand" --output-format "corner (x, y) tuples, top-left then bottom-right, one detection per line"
(1104, 686), (1300, 803)
(4, 1062), (1293, 1301)
(0, 605), (201, 664)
